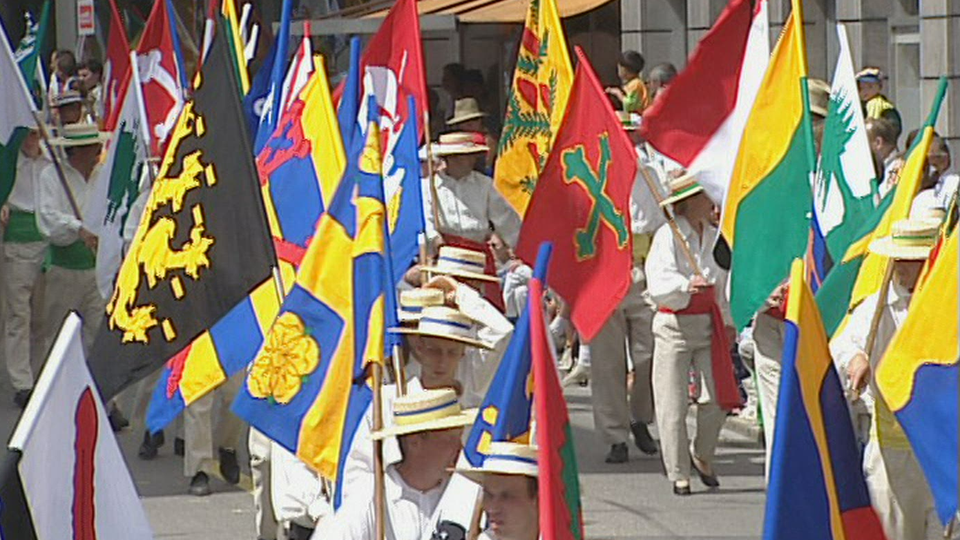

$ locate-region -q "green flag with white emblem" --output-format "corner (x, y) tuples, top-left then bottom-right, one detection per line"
(814, 24), (878, 261)
(1, 15), (39, 207)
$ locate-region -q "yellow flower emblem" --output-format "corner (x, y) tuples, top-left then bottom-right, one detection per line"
(248, 312), (321, 404)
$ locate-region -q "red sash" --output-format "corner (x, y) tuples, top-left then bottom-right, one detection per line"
(659, 288), (742, 411)
(439, 234), (506, 313)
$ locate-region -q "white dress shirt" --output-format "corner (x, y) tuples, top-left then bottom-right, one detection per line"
(630, 144), (672, 235)
(7, 150), (51, 213)
(644, 216), (731, 324)
(36, 161), (96, 246)
(319, 465), (447, 540)
(423, 170), (522, 248)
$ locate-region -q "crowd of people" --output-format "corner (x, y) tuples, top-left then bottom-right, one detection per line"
(1, 37), (956, 540)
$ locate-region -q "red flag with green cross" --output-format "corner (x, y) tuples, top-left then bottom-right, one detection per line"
(516, 47), (636, 342)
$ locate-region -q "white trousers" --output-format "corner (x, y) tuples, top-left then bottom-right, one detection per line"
(184, 371), (246, 477)
(2, 242), (47, 390)
(864, 441), (949, 540)
(43, 266), (103, 355)
(588, 269), (656, 445)
(752, 312), (785, 481)
(250, 428), (279, 539)
(652, 312), (726, 482)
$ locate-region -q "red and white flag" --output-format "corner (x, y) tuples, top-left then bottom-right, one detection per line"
(101, 0), (131, 130)
(136, 0), (185, 158)
(9, 313), (152, 540)
(640, 0), (769, 205)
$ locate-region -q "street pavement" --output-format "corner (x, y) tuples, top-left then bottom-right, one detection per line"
(0, 382), (765, 539)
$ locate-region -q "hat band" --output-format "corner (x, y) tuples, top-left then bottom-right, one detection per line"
(486, 454), (537, 466)
(63, 132), (102, 141)
(394, 398), (461, 426)
(437, 256), (486, 273)
(421, 317), (472, 331)
(669, 183), (702, 200)
(891, 232), (937, 246)
(402, 305), (424, 314)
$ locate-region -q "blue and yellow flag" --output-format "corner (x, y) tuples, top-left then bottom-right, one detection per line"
(146, 65), (346, 433)
(764, 259), (885, 540)
(876, 230), (959, 526)
(232, 106), (389, 485)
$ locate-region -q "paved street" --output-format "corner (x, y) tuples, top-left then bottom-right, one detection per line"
(0, 383), (765, 539)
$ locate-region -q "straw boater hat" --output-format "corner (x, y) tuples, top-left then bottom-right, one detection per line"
(397, 288), (446, 323)
(50, 122), (110, 147)
(868, 218), (940, 260)
(434, 132), (489, 156)
(455, 442), (538, 484)
(856, 67), (884, 84)
(371, 388), (477, 440)
(52, 91), (84, 108)
(390, 305), (493, 350)
(423, 245), (498, 282)
(447, 98), (488, 126)
(659, 172), (705, 207)
(617, 110), (641, 131)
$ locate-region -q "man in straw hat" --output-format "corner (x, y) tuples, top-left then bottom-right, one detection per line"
(645, 172), (738, 496)
(318, 388), (476, 540)
(456, 442), (540, 540)
(576, 111), (665, 464)
(830, 212), (944, 539)
(446, 97), (497, 172)
(36, 122), (109, 354)
(424, 131), (521, 251)
(1, 126), (52, 408)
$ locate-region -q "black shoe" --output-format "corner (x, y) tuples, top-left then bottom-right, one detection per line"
(174, 437), (185, 457)
(13, 389), (31, 409)
(219, 448), (240, 485)
(604, 443), (628, 464)
(673, 481), (692, 496)
(108, 407), (129, 432)
(189, 472), (211, 496)
(691, 456), (720, 488)
(630, 422), (658, 455)
(138, 430), (165, 460)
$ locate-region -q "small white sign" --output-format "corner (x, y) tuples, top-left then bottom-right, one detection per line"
(77, 0), (95, 36)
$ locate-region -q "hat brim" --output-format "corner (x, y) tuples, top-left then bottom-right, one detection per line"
(50, 133), (110, 147)
(868, 237), (934, 260)
(422, 266), (499, 283)
(371, 409), (477, 440)
(659, 184), (705, 207)
(453, 464), (538, 484)
(388, 327), (494, 350)
(447, 112), (487, 125)
(435, 144), (490, 157)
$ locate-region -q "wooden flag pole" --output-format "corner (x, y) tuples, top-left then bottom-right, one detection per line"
(466, 487), (485, 540)
(422, 110), (445, 236)
(637, 164), (706, 280)
(860, 262), (895, 379)
(371, 362), (387, 540)
(31, 111), (83, 221)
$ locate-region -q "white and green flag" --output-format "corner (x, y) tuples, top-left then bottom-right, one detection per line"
(13, 0), (51, 100)
(1, 15), (39, 206)
(85, 70), (151, 297)
(814, 23), (878, 261)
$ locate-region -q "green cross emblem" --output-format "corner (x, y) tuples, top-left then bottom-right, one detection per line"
(561, 134), (629, 260)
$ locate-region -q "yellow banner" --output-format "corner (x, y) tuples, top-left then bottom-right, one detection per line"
(493, 0), (573, 216)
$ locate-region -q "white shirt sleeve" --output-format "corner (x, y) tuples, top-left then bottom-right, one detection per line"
(456, 282), (513, 347)
(644, 224), (692, 311)
(36, 164), (82, 246)
(314, 499), (374, 540)
(486, 183), (522, 249)
(829, 293), (879, 372)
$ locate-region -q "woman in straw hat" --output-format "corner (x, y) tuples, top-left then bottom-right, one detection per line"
(830, 213), (942, 540)
(456, 442), (540, 540)
(645, 172), (737, 496)
(318, 388), (476, 540)
(36, 122), (110, 355)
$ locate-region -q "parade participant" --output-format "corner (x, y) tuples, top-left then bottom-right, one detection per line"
(457, 442), (539, 540)
(425, 132), (522, 250)
(605, 50), (649, 113)
(183, 373), (245, 496)
(423, 244), (510, 337)
(831, 215), (943, 539)
(36, 122), (108, 353)
(750, 281), (787, 481)
(1, 128), (51, 408)
(78, 58), (104, 121)
(912, 135), (957, 215)
(865, 117), (903, 200)
(647, 62), (677, 101)
(857, 67), (902, 139)
(47, 49), (78, 104)
(52, 91), (86, 127)
(446, 97), (497, 172)
(645, 173), (737, 496)
(319, 388), (477, 540)
(584, 112), (662, 464)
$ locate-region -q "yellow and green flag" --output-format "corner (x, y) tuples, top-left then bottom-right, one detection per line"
(494, 0), (573, 216)
(722, 0), (815, 329)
